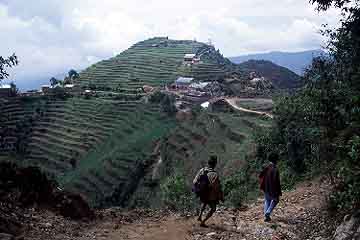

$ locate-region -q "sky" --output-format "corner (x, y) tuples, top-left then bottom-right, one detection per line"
(0, 0), (341, 90)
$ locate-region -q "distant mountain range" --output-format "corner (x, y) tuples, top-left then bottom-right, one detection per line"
(229, 49), (326, 75)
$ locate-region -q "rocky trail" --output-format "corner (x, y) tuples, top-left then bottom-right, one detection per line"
(17, 179), (349, 240)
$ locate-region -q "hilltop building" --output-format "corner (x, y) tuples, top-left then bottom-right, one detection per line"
(0, 84), (11, 97)
(184, 53), (200, 65)
(64, 84), (80, 93)
(184, 54), (196, 62)
(41, 85), (51, 94)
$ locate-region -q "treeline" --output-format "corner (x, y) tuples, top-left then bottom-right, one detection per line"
(256, 0), (360, 211)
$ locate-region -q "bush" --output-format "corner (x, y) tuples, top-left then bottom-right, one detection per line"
(328, 135), (360, 211)
(160, 173), (195, 212)
(160, 94), (177, 116)
(149, 91), (166, 103)
(223, 166), (258, 208)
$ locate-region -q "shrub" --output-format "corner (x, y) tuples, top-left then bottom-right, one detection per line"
(149, 91), (166, 103)
(328, 135), (360, 211)
(160, 94), (177, 116)
(160, 173), (195, 212)
(223, 166), (258, 208)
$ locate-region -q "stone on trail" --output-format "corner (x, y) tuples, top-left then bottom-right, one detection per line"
(0, 233), (14, 240)
(206, 232), (217, 236)
(333, 211), (360, 240)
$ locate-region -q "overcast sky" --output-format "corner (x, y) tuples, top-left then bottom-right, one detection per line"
(0, 0), (340, 89)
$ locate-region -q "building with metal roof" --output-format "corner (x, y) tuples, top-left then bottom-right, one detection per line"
(184, 54), (196, 62)
(189, 82), (210, 90)
(175, 77), (194, 85)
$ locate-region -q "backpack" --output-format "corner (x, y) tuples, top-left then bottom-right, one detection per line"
(192, 169), (211, 197)
(259, 165), (270, 191)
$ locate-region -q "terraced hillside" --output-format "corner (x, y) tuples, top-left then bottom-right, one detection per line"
(0, 38), (274, 207)
(127, 109), (272, 208)
(0, 96), (52, 157)
(0, 94), (175, 205)
(75, 37), (229, 95)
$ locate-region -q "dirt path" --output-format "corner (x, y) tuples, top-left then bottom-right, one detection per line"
(23, 180), (337, 240)
(88, 180), (333, 240)
(225, 98), (274, 119)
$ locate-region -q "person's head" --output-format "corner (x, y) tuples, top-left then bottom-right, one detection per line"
(208, 155), (218, 168)
(268, 152), (279, 164)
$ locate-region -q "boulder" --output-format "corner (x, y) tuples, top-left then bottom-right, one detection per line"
(334, 211), (360, 240)
(0, 216), (22, 237)
(0, 233), (14, 240)
(55, 191), (95, 220)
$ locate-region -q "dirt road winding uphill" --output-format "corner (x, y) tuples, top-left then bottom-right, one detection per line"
(225, 98), (274, 119)
(23, 179), (339, 240)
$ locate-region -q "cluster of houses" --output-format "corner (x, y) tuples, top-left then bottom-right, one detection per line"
(183, 54), (200, 65)
(165, 53), (227, 110)
(0, 83), (82, 98)
(19, 84), (81, 97)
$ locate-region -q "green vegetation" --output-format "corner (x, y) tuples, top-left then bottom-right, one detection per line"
(254, 0), (360, 212)
(160, 171), (195, 212)
(157, 108), (272, 209)
(75, 38), (209, 94)
(223, 164), (258, 208)
(0, 54), (18, 82)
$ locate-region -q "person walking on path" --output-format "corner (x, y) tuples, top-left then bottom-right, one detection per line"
(259, 152), (282, 222)
(193, 155), (224, 227)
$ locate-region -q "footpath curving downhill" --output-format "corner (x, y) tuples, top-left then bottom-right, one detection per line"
(21, 179), (342, 240)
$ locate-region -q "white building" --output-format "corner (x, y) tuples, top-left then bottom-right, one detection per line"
(184, 54), (196, 62)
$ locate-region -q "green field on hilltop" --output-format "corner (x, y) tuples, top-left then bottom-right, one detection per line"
(75, 37), (229, 95)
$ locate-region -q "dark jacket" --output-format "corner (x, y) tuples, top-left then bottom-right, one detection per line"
(260, 163), (282, 198)
(194, 167), (224, 204)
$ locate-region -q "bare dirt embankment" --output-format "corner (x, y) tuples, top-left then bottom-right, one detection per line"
(19, 179), (339, 240)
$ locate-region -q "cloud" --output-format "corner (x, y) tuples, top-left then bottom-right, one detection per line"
(0, 0), (341, 89)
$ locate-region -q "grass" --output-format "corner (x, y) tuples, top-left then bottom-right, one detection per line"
(57, 103), (176, 205)
(157, 108), (273, 185)
(235, 98), (273, 111)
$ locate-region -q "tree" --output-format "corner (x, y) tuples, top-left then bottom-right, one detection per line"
(60, 69), (80, 85)
(68, 69), (79, 81)
(160, 94), (177, 116)
(9, 82), (18, 97)
(255, 0), (360, 211)
(310, 0), (353, 11)
(49, 77), (60, 87)
(0, 54), (18, 83)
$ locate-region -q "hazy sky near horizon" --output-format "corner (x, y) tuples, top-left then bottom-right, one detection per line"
(0, 0), (341, 89)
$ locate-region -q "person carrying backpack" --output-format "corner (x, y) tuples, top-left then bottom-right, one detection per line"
(193, 155), (224, 227)
(259, 152), (282, 222)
